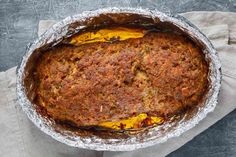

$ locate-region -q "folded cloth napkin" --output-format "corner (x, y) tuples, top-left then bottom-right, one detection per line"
(0, 11), (236, 157)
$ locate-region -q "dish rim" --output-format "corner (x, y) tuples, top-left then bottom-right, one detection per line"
(16, 7), (221, 151)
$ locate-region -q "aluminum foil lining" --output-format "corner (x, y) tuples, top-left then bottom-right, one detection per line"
(16, 8), (221, 151)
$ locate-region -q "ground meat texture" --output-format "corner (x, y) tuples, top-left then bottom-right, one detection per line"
(35, 31), (209, 127)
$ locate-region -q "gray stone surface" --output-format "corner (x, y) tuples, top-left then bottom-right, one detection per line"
(0, 0), (235, 156)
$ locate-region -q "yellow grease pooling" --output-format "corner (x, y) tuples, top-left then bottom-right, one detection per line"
(67, 27), (146, 46)
(98, 113), (164, 130)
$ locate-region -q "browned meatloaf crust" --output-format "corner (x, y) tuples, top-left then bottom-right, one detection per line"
(35, 31), (209, 127)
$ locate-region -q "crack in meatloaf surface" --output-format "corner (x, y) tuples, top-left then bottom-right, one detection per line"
(35, 31), (209, 127)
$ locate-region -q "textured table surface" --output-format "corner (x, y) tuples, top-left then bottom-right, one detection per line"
(0, 0), (236, 157)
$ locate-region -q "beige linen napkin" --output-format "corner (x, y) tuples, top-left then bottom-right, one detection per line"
(0, 12), (236, 157)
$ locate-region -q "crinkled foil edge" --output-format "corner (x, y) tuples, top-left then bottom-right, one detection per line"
(16, 7), (221, 151)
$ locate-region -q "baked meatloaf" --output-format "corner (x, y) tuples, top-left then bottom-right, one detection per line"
(34, 28), (209, 129)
